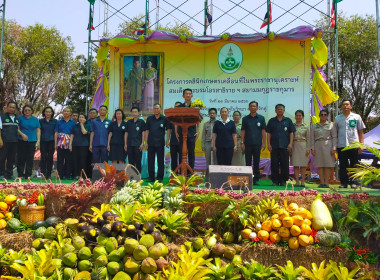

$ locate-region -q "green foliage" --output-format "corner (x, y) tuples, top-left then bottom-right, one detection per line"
(329, 260), (360, 280)
(300, 260), (333, 280)
(218, 196), (254, 232)
(0, 248), (27, 267)
(134, 206), (162, 224)
(331, 201), (359, 243)
(237, 260), (277, 280)
(275, 260), (303, 280)
(207, 257), (240, 280)
(356, 200), (380, 241)
(112, 203), (137, 224)
(159, 209), (189, 236)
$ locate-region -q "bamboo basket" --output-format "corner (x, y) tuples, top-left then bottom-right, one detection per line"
(19, 206), (45, 225)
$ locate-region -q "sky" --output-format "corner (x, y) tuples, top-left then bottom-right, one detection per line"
(5, 0), (377, 56)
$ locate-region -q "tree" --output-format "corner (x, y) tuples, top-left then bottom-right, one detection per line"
(0, 21), (75, 115)
(316, 14), (379, 127)
(118, 14), (196, 37)
(65, 55), (98, 114)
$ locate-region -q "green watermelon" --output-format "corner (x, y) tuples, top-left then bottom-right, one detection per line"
(34, 227), (47, 238)
(45, 216), (59, 227)
(32, 220), (47, 230)
(7, 218), (21, 233)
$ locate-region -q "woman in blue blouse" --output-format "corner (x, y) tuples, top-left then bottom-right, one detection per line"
(212, 107), (237, 165)
(69, 113), (91, 179)
(39, 106), (57, 179)
(107, 109), (128, 163)
(17, 105), (41, 179)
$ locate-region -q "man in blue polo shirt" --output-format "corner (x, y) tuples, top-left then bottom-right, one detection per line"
(90, 105), (111, 164)
(266, 104), (295, 186)
(54, 107), (76, 179)
(241, 101), (266, 185)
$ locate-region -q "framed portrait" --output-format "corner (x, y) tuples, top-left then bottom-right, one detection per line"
(121, 53), (163, 116)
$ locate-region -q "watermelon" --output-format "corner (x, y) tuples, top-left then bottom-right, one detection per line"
(34, 227), (47, 238)
(45, 216), (59, 227)
(33, 220), (47, 230)
(7, 218), (21, 233)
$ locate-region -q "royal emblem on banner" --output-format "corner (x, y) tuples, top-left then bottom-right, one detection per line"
(218, 43), (243, 74)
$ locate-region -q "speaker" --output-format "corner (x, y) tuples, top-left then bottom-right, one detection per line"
(91, 163), (141, 184)
(208, 165), (253, 190)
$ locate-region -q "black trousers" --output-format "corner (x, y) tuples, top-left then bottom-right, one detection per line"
(270, 148), (289, 184)
(148, 145), (164, 180)
(57, 147), (72, 179)
(245, 144), (262, 181)
(0, 142), (18, 178)
(170, 144), (180, 172)
(86, 151), (93, 178)
(337, 148), (359, 185)
(40, 141), (55, 179)
(179, 137), (195, 170)
(127, 146), (142, 172)
(17, 141), (36, 178)
(216, 147), (234, 165)
(72, 146), (89, 178)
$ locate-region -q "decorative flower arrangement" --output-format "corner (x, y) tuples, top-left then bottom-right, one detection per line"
(16, 191), (45, 207)
(191, 98), (205, 108)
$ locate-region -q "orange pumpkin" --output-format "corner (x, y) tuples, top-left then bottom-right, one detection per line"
(282, 217), (294, 228)
(258, 230), (269, 241)
(301, 224), (312, 235)
(298, 235), (310, 247)
(292, 215), (304, 227)
(290, 225), (301, 237)
(278, 227), (290, 238)
(261, 220), (272, 232)
(269, 231), (281, 243)
(289, 237), (299, 250)
(272, 219), (282, 230)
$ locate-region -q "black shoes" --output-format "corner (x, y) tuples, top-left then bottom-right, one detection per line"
(339, 184), (348, 188)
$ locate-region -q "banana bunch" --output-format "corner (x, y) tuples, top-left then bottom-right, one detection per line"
(138, 189), (163, 209)
(109, 191), (135, 205)
(259, 197), (279, 212)
(248, 198), (279, 226)
(163, 195), (183, 211)
(146, 180), (165, 192)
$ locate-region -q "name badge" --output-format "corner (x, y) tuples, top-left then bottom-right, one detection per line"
(160, 124), (163, 128)
(349, 120), (357, 128)
(16, 120), (18, 123)
(257, 122), (261, 127)
(122, 126), (125, 129)
(105, 125), (108, 128)
(284, 127), (287, 131)
(136, 127), (140, 131)
(5, 119), (9, 122)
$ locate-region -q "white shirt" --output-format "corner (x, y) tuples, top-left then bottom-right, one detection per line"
(333, 112), (366, 148)
(221, 118), (231, 125)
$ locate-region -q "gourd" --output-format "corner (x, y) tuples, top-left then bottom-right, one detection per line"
(315, 230), (342, 247)
(310, 194), (333, 230)
(6, 218), (21, 233)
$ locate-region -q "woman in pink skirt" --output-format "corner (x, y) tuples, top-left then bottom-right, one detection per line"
(143, 61), (157, 112)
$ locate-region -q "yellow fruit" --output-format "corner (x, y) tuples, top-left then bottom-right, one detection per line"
(269, 231), (281, 243)
(261, 220), (272, 232)
(272, 219), (282, 230)
(303, 219), (312, 226)
(301, 224), (312, 235)
(241, 228), (252, 240)
(0, 213), (4, 219)
(288, 203), (299, 212)
(282, 217), (294, 228)
(0, 219), (6, 230)
(292, 215), (304, 227)
(277, 209), (289, 220)
(290, 225), (301, 237)
(257, 230), (269, 241)
(309, 235), (314, 245)
(299, 235), (311, 247)
(294, 207), (308, 219)
(278, 227), (290, 238)
(4, 212), (13, 220)
(271, 214), (279, 220)
(305, 210), (313, 220)
(0, 202), (8, 212)
(5, 195), (17, 206)
(289, 237), (299, 250)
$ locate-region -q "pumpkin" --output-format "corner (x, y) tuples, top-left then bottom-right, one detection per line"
(282, 217), (293, 228)
(290, 225), (301, 237)
(0, 213), (4, 219)
(292, 215), (304, 227)
(303, 219), (312, 226)
(300, 224), (312, 235)
(241, 228), (252, 240)
(272, 219), (282, 230)
(305, 210), (313, 220)
(278, 227), (290, 238)
(0, 202), (8, 212)
(298, 235), (311, 247)
(257, 230), (269, 241)
(269, 231), (281, 243)
(0, 219), (7, 230)
(5, 195), (17, 206)
(310, 194), (333, 230)
(294, 207), (308, 219)
(315, 231), (342, 247)
(261, 220), (272, 232)
(278, 209), (289, 220)
(4, 212), (13, 220)
(271, 214), (279, 220)
(288, 203), (299, 212)
(288, 237), (299, 250)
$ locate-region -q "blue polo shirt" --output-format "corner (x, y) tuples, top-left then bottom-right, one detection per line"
(241, 113), (266, 145)
(40, 118), (57, 142)
(266, 116), (296, 149)
(91, 117), (111, 147)
(55, 119), (76, 135)
(71, 123), (92, 146)
(18, 115), (41, 142)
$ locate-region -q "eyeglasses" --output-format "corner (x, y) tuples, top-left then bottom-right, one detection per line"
(24, 109), (32, 112)
(320, 113), (328, 116)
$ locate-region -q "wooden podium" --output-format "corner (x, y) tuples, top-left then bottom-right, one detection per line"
(164, 107), (203, 177)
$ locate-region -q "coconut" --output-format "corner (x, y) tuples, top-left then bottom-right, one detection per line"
(106, 237), (119, 253)
(206, 234), (217, 248)
(113, 271), (132, 280)
(64, 218), (79, 230)
(44, 226), (57, 240)
(62, 252), (78, 267)
(155, 257), (169, 271)
(133, 245), (149, 261)
(62, 244), (76, 255)
(148, 244), (162, 260)
(94, 254), (109, 267)
(232, 244), (242, 254)
(156, 243), (169, 256)
(192, 237), (203, 251)
(63, 267), (76, 280)
(144, 274), (155, 280)
(118, 246), (127, 258)
(124, 257), (141, 274)
(92, 246), (107, 260)
(133, 272), (145, 280)
(212, 243), (225, 256)
(124, 238), (140, 254)
(151, 231), (162, 243)
(72, 236), (86, 250)
(139, 234), (155, 248)
(107, 261), (122, 275)
(223, 232), (234, 244)
(223, 246), (236, 260)
(78, 260), (92, 271)
(108, 249), (122, 262)
(97, 235), (109, 246)
(141, 257), (157, 274)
